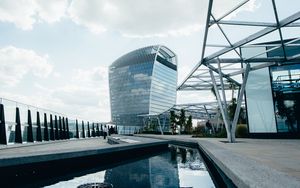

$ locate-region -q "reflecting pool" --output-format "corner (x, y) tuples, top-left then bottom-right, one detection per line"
(45, 146), (215, 188)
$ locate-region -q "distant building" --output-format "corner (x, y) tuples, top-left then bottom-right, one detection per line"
(109, 45), (177, 134)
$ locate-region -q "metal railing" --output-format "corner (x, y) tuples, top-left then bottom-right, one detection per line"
(0, 97), (107, 145)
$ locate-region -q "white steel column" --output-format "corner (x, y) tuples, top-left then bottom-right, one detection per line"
(217, 59), (230, 126)
(231, 64), (250, 142)
(210, 70), (232, 142)
(156, 117), (163, 135)
(217, 59), (228, 108)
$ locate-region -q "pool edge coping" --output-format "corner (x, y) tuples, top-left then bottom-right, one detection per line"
(135, 134), (300, 188)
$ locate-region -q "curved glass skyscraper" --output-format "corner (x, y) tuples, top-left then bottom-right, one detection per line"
(109, 45), (177, 134)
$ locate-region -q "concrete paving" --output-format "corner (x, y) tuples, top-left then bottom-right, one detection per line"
(137, 134), (300, 188)
(1, 134), (299, 187)
(0, 137), (110, 158)
(0, 136), (168, 168)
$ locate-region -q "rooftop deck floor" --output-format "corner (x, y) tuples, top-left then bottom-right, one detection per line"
(1, 134), (299, 187)
(0, 136), (167, 168)
(137, 134), (300, 188)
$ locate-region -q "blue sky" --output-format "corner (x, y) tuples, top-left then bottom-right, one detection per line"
(0, 0), (298, 122)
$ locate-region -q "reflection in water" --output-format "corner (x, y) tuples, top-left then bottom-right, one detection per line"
(45, 171), (106, 188)
(104, 146), (214, 188)
(179, 147), (187, 163)
(170, 145), (177, 161)
(46, 146), (215, 188)
(104, 152), (179, 188)
(177, 147), (214, 188)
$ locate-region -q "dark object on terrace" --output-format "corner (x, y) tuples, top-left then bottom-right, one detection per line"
(77, 182), (113, 188)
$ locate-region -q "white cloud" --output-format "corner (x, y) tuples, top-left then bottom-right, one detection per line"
(0, 65), (110, 121)
(50, 66), (110, 121)
(0, 0), (258, 36)
(68, 0), (205, 37)
(0, 0), (36, 30)
(35, 0), (69, 23)
(72, 66), (108, 86)
(0, 46), (53, 86)
(52, 85), (110, 121)
(53, 72), (61, 78)
(68, 0), (258, 37)
(68, 0), (108, 34)
(0, 0), (68, 30)
(52, 85), (101, 107)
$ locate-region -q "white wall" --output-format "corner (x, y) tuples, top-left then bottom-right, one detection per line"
(242, 47), (277, 133)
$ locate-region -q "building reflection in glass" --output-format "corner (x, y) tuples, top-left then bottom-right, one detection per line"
(267, 41), (300, 133)
(271, 64), (300, 133)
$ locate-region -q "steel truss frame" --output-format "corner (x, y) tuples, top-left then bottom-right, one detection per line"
(177, 0), (300, 142)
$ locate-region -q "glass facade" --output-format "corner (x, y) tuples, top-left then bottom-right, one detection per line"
(242, 39), (300, 134)
(109, 45), (177, 134)
(269, 43), (300, 133)
(242, 47), (277, 133)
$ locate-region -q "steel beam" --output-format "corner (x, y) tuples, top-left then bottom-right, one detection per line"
(207, 44), (232, 48)
(205, 63), (241, 86)
(210, 20), (277, 27)
(227, 62), (276, 76)
(210, 70), (231, 142)
(217, 59), (229, 120)
(286, 23), (300, 27)
(205, 57), (300, 64)
(245, 43), (283, 60)
(213, 0), (249, 23)
(211, 14), (242, 59)
(156, 117), (163, 135)
(204, 105), (210, 119)
(179, 85), (232, 91)
(287, 53), (300, 61)
(231, 64), (250, 142)
(271, 0), (287, 59)
(178, 0), (213, 89)
(204, 11), (300, 62)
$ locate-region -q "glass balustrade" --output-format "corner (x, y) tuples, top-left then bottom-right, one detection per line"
(0, 98), (108, 145)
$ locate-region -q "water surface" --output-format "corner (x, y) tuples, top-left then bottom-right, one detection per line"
(46, 146), (215, 188)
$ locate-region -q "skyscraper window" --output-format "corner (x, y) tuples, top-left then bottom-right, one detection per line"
(109, 45), (177, 134)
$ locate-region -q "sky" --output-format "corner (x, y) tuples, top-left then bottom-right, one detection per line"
(0, 0), (298, 122)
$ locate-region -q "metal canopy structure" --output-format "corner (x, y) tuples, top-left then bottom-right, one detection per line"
(177, 0), (300, 142)
(178, 0), (300, 91)
(170, 102), (220, 120)
(141, 102), (220, 120)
